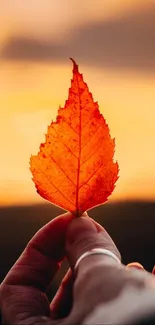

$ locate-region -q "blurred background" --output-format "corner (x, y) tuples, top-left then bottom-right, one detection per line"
(0, 0), (155, 308)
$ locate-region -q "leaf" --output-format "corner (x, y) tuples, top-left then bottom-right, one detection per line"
(30, 59), (119, 216)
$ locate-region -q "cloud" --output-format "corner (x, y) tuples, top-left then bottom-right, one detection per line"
(1, 5), (155, 71)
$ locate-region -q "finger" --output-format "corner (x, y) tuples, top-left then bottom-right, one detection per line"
(127, 262), (145, 271)
(64, 216), (121, 325)
(0, 212), (74, 325)
(65, 216), (121, 271)
(152, 266), (155, 274)
(49, 213), (104, 320)
(50, 268), (74, 319)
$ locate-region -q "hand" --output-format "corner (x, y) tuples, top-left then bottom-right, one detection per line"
(1, 212), (155, 325)
(0, 211), (120, 325)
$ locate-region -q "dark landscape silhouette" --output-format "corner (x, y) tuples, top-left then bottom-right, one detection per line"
(0, 201), (155, 281)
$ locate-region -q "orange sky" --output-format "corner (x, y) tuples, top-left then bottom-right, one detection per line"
(0, 1), (155, 206)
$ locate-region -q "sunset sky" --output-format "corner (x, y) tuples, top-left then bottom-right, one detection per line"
(0, 0), (155, 206)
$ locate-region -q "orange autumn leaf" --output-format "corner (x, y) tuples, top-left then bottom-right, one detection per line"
(30, 59), (119, 216)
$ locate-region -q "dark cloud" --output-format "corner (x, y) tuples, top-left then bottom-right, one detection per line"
(1, 5), (155, 71)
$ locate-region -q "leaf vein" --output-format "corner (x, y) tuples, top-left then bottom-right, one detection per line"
(52, 125), (78, 160)
(34, 160), (75, 207)
(42, 147), (76, 187)
(75, 72), (82, 214)
(79, 162), (103, 190)
(62, 117), (79, 135)
(81, 120), (102, 151)
(81, 136), (105, 166)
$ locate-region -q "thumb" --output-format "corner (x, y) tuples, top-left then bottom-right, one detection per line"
(65, 214), (121, 270)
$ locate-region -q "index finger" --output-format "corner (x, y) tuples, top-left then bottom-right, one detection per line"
(0, 212), (74, 325)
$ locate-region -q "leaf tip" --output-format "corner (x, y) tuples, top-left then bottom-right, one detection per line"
(70, 57), (79, 72)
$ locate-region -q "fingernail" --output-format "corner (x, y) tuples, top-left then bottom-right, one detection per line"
(127, 262), (144, 270)
(66, 216), (98, 245)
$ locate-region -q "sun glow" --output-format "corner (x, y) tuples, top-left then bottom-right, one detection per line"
(0, 60), (155, 206)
